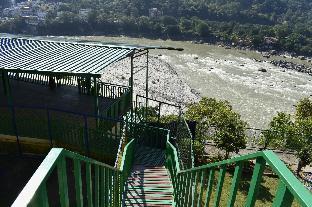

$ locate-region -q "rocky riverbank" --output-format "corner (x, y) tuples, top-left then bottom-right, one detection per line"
(101, 55), (201, 112)
(270, 60), (312, 75)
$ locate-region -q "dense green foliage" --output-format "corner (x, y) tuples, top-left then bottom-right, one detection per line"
(185, 97), (247, 158)
(263, 98), (312, 175)
(261, 112), (294, 149)
(1, 0), (312, 55)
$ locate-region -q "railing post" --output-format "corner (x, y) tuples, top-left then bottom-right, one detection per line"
(227, 162), (243, 207)
(245, 157), (266, 207)
(83, 115), (90, 155)
(204, 168), (215, 207)
(158, 102), (161, 123)
(272, 180), (294, 207)
(11, 105), (21, 155)
(74, 159), (83, 207)
(57, 156), (69, 207)
(86, 162), (93, 207)
(46, 108), (53, 147)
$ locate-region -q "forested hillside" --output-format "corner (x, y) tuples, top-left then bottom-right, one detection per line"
(1, 0), (312, 55)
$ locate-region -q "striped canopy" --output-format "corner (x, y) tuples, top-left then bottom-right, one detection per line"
(0, 37), (137, 77)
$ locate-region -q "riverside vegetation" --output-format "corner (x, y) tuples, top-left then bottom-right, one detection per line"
(150, 97), (312, 177)
(1, 0), (312, 56)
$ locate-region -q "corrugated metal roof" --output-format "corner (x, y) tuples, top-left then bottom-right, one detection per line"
(0, 37), (136, 77)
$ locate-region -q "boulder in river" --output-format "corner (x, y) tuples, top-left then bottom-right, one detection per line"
(258, 68), (267, 72)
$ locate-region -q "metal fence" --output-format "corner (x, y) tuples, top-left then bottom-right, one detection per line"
(0, 104), (124, 164)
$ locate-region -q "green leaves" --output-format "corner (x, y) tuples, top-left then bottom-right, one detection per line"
(185, 97), (247, 159)
(296, 98), (312, 121)
(261, 112), (294, 149)
(263, 97), (312, 174)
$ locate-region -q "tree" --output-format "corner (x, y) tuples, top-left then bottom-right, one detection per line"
(262, 98), (312, 175)
(296, 98), (312, 120)
(185, 97), (247, 159)
(195, 22), (210, 37)
(287, 118), (312, 176)
(261, 112), (294, 149)
(213, 107), (247, 158)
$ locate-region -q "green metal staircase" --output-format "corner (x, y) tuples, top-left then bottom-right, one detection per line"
(11, 122), (312, 207)
(124, 146), (173, 206)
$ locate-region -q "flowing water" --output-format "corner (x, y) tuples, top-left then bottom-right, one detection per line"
(4, 34), (312, 128)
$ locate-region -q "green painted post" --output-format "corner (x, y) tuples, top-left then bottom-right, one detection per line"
(2, 71), (21, 154)
(197, 170), (205, 207)
(104, 168), (109, 206)
(86, 162), (93, 207)
(191, 171), (199, 207)
(130, 56), (134, 124)
(74, 159), (83, 207)
(245, 157), (266, 207)
(57, 157), (69, 207)
(93, 77), (99, 126)
(204, 168), (215, 207)
(100, 167), (105, 207)
(272, 180), (294, 207)
(177, 173), (186, 207)
(95, 165), (100, 207)
(184, 171), (191, 206)
(1, 70), (7, 95)
(145, 50), (149, 120)
(227, 162), (243, 207)
(119, 172), (124, 207)
(213, 165), (226, 207)
(30, 183), (49, 207)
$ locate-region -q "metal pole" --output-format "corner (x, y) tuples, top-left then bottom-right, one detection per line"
(145, 50), (149, 106)
(3, 71), (21, 155)
(93, 77), (99, 127)
(83, 115), (90, 156)
(130, 55), (134, 124)
(158, 102), (161, 123)
(47, 108), (53, 147)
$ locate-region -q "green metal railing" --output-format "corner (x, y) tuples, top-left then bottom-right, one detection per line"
(175, 116), (195, 170)
(103, 89), (131, 119)
(0, 105), (124, 164)
(127, 122), (169, 149)
(12, 148), (123, 207)
(166, 141), (312, 207)
(11, 123), (168, 207)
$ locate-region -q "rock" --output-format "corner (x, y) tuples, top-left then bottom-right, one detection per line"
(263, 54), (271, 58)
(298, 56), (306, 60)
(269, 50), (277, 55)
(225, 46), (231, 49)
(258, 68), (267, 72)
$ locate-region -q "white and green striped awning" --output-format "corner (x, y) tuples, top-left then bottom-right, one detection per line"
(0, 37), (137, 77)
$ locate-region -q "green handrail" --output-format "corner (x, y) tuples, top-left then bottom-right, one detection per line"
(12, 148), (125, 207)
(166, 141), (312, 207)
(175, 116), (194, 169)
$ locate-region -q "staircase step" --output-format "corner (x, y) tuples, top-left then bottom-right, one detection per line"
(124, 147), (173, 206)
